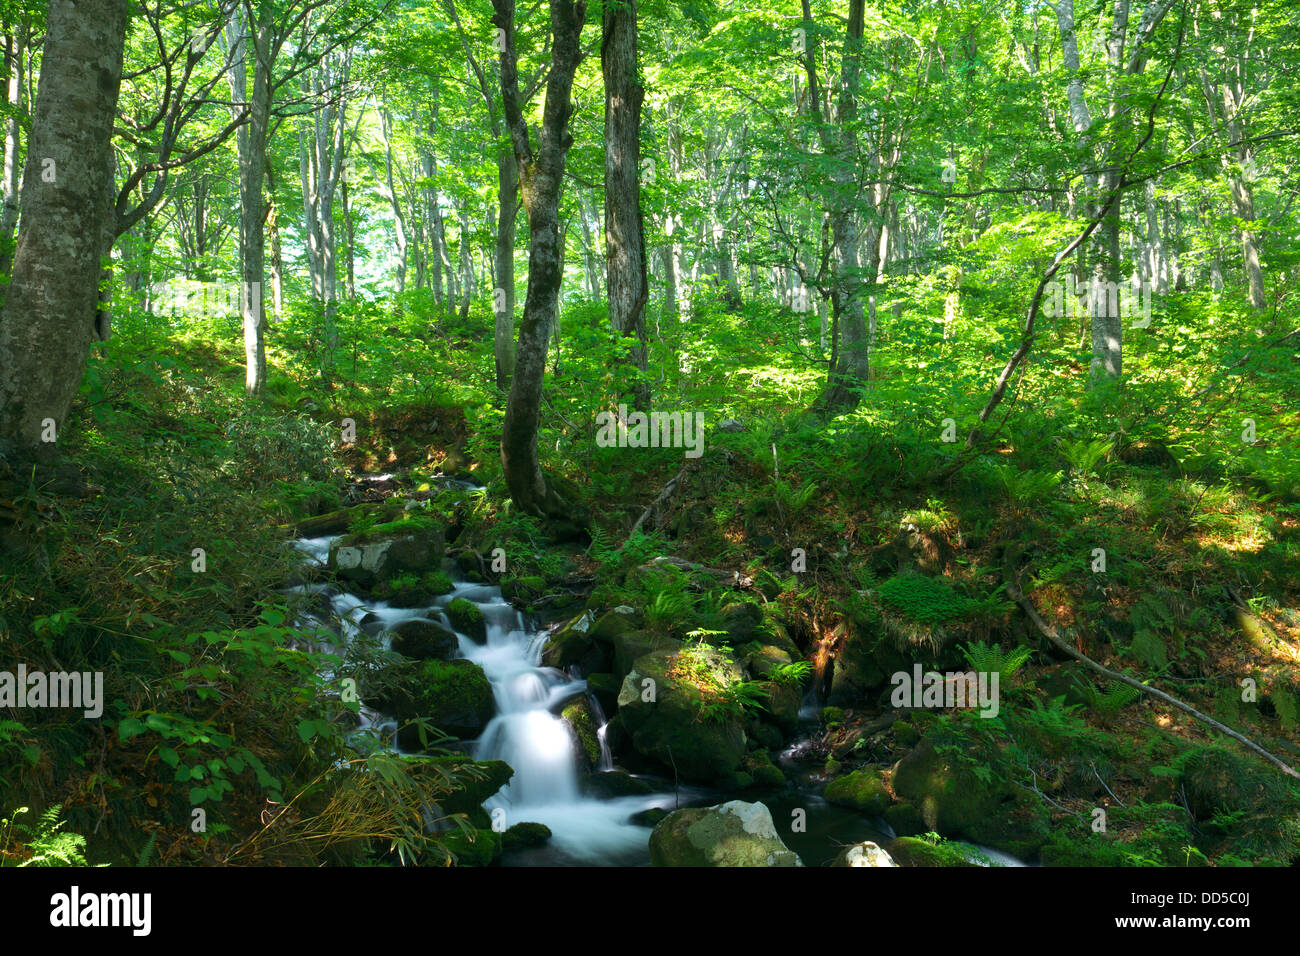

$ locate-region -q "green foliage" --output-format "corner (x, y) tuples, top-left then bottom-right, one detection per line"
(961, 640), (1034, 682)
(877, 573), (980, 625)
(0, 806), (93, 867)
(767, 660), (814, 686)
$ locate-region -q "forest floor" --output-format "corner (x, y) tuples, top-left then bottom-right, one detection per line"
(2, 303), (1299, 866)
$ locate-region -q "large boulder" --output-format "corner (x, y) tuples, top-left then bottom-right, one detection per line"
(612, 630), (681, 678)
(424, 757), (513, 829)
(649, 800), (803, 867)
(395, 658), (495, 748)
(542, 611), (612, 673)
(617, 647), (747, 783)
(891, 735), (1005, 836)
(831, 841), (897, 867)
(390, 618), (459, 661)
(824, 766), (892, 815)
(327, 519), (444, 589)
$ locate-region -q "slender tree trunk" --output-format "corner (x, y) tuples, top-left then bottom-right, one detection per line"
(0, 0), (128, 454)
(493, 0), (585, 517)
(0, 25), (26, 279)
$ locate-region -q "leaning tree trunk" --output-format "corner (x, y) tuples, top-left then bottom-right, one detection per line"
(0, 0), (128, 455)
(493, 0), (585, 517)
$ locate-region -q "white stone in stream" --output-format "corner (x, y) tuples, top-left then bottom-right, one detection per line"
(572, 611), (594, 633)
(614, 605), (636, 615)
(833, 841), (897, 867)
(718, 800), (780, 839)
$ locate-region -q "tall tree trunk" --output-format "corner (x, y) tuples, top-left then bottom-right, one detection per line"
(493, 0), (585, 517)
(224, 4), (273, 397)
(493, 139), (518, 388)
(0, 25), (26, 279)
(0, 0), (128, 454)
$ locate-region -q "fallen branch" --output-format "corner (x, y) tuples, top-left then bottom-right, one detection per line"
(1006, 576), (1300, 780)
(627, 461), (695, 540)
(643, 555), (754, 589)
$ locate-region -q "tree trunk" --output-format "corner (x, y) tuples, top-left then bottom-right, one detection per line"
(493, 0), (585, 517)
(0, 0), (128, 454)
(0, 25), (26, 279)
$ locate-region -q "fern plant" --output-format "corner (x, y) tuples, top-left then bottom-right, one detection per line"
(961, 640), (1033, 682)
(0, 805), (93, 867)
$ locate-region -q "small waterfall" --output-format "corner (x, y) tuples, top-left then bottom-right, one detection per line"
(587, 691), (615, 772)
(450, 584), (585, 806)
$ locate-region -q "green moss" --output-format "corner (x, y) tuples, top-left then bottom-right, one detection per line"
(502, 822), (551, 852)
(395, 659), (494, 746)
(825, 767), (891, 815)
(447, 597), (487, 642)
(423, 570), (455, 595)
(887, 835), (979, 867)
(441, 827), (502, 867)
(877, 572), (979, 625)
(561, 698), (602, 769)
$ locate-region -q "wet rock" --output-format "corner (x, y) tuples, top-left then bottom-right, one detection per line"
(617, 648), (747, 783)
(832, 841), (897, 867)
(579, 770), (654, 798)
(327, 520), (444, 589)
(390, 618), (459, 661)
(502, 822), (551, 852)
(394, 658), (494, 748)
(446, 597), (487, 643)
(649, 800), (802, 867)
(825, 766), (892, 815)
(891, 736), (1005, 836)
(561, 696), (603, 771)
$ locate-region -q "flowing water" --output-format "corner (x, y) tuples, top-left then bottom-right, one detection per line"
(289, 527), (1025, 867)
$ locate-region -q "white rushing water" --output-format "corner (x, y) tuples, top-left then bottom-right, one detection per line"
(448, 583), (674, 864)
(289, 534), (672, 865)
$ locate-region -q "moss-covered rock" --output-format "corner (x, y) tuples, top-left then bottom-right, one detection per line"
(891, 735), (1005, 836)
(649, 800), (803, 867)
(763, 681), (801, 733)
(442, 827), (502, 866)
(1038, 833), (1128, 866)
(390, 618), (459, 661)
(964, 797), (1051, 860)
(502, 822), (552, 852)
(884, 802), (927, 837)
(891, 719), (920, 747)
(616, 647), (748, 783)
(740, 642), (792, 680)
(590, 607), (640, 643)
(561, 696), (603, 771)
(720, 601), (764, 644)
(446, 597), (487, 643)
(612, 630), (682, 678)
(327, 519), (444, 589)
(631, 807), (670, 828)
(886, 836), (978, 867)
(742, 751), (786, 790)
(585, 672), (621, 712)
(501, 575), (547, 605)
(541, 612), (611, 673)
(395, 658), (495, 748)
(424, 757), (513, 828)
(825, 766), (892, 815)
